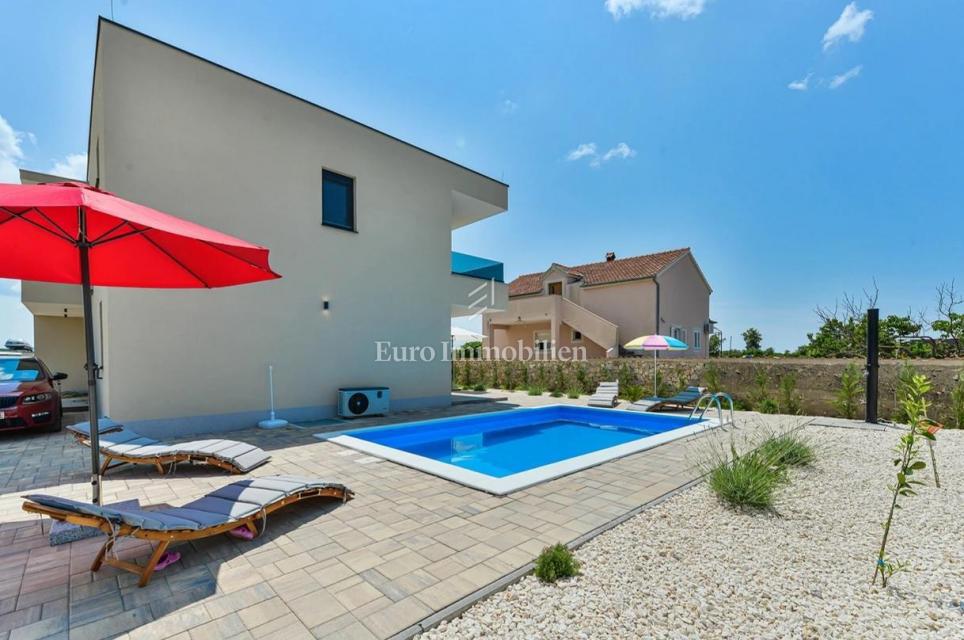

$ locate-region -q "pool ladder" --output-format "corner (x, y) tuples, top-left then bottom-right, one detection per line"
(689, 392), (735, 427)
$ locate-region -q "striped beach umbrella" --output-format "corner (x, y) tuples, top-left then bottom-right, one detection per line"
(623, 335), (688, 398)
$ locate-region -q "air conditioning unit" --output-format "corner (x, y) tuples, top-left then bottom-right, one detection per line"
(337, 387), (390, 418)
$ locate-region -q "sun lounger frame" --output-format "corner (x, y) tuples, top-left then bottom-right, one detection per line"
(22, 484), (352, 587)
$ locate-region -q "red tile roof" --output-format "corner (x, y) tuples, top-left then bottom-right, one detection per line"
(508, 248), (690, 297)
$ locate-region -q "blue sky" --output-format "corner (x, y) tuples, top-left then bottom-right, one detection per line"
(2, 0), (962, 351)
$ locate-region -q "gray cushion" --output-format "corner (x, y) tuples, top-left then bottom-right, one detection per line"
(23, 494), (203, 531)
(90, 428), (270, 471)
(67, 418), (124, 438)
(26, 476), (348, 533)
(180, 496), (261, 520)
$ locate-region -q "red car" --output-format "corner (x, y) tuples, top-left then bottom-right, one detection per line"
(0, 350), (67, 433)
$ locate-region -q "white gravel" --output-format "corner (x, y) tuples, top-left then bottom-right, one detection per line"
(421, 426), (964, 639)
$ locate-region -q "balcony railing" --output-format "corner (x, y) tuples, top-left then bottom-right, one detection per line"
(451, 251), (504, 282)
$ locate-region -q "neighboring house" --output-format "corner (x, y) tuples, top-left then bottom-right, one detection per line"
(483, 248), (712, 359)
(19, 19), (508, 434)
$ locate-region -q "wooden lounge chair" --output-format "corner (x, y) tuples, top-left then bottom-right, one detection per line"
(627, 386), (706, 412)
(587, 381), (619, 408)
(22, 475), (352, 587)
(67, 421), (270, 476)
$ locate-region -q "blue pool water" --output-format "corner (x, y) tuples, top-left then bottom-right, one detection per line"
(345, 406), (700, 478)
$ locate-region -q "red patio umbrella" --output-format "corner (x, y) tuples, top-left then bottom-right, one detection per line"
(0, 181), (280, 503)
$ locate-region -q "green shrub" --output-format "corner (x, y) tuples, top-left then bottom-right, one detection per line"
(472, 383), (486, 392)
(706, 447), (781, 510)
(751, 368), (776, 413)
(620, 384), (645, 402)
(549, 390), (563, 398)
(777, 373), (803, 415)
(892, 362), (919, 423)
(534, 543), (580, 583)
(702, 363), (722, 393)
(950, 373), (964, 429)
(757, 433), (815, 467)
(566, 387), (581, 399)
(527, 385), (544, 396)
(756, 397), (779, 414)
(833, 363), (863, 419)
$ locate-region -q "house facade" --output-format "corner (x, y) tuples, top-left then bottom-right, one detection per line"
(482, 248), (712, 359)
(19, 19), (508, 434)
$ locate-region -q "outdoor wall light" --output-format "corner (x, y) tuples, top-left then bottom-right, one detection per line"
(322, 298), (330, 312)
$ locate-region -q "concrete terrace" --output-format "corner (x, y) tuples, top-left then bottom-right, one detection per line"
(0, 394), (796, 640)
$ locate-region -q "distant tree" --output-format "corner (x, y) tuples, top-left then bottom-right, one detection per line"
(458, 341), (483, 359)
(742, 328), (763, 354)
(709, 334), (722, 356)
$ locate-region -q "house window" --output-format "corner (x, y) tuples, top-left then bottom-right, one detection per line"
(692, 329), (702, 351)
(547, 282), (562, 295)
(671, 326), (687, 346)
(571, 330), (582, 342)
(322, 170), (355, 231)
(534, 331), (551, 352)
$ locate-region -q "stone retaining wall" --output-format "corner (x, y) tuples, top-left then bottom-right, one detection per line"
(452, 357), (964, 426)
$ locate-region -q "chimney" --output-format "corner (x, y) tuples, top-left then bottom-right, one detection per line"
(605, 251), (616, 262)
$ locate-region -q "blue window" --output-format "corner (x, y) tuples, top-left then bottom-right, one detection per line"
(322, 170), (355, 231)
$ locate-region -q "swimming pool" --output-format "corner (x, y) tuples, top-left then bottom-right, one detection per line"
(322, 405), (714, 494)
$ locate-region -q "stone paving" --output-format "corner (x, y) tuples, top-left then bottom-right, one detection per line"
(0, 393), (797, 640)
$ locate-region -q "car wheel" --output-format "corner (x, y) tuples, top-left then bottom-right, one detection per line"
(45, 404), (64, 433)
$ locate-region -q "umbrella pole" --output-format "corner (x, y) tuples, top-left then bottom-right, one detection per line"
(653, 350), (657, 398)
(78, 207), (102, 504)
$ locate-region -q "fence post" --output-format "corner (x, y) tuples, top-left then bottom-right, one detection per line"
(866, 308), (879, 423)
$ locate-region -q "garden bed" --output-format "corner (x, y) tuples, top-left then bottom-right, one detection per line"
(421, 426), (964, 639)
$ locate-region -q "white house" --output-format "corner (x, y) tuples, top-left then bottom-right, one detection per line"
(20, 19), (508, 434)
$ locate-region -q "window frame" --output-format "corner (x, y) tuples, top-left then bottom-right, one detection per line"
(321, 169), (357, 232)
(692, 328), (702, 351)
(571, 329), (582, 343)
(546, 281), (563, 296)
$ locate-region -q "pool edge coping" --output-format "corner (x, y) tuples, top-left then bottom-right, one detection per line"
(315, 404), (717, 495)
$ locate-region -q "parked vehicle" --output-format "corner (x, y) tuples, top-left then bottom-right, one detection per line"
(0, 348), (67, 432)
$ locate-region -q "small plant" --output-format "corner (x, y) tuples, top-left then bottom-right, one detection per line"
(891, 362), (919, 423)
(534, 543), (580, 583)
(549, 390), (563, 398)
(751, 368), (777, 413)
(872, 373), (939, 587)
(472, 383), (486, 392)
(702, 363), (722, 393)
(621, 384), (645, 403)
(527, 385), (544, 396)
(705, 444), (781, 510)
(566, 386), (581, 399)
(757, 432), (815, 467)
(777, 373), (803, 415)
(833, 363), (863, 419)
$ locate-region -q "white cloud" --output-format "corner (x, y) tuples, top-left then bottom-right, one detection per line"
(788, 73), (812, 91)
(499, 99), (519, 115)
(49, 152), (87, 180)
(568, 142), (636, 167)
(601, 142), (637, 162)
(0, 114), (25, 183)
(823, 2), (873, 51)
(605, 0), (706, 20)
(566, 143), (598, 161)
(829, 65), (862, 89)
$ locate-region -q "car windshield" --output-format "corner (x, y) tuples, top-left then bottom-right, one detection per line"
(0, 358), (44, 382)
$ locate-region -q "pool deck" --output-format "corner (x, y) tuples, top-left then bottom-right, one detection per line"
(0, 392), (802, 640)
